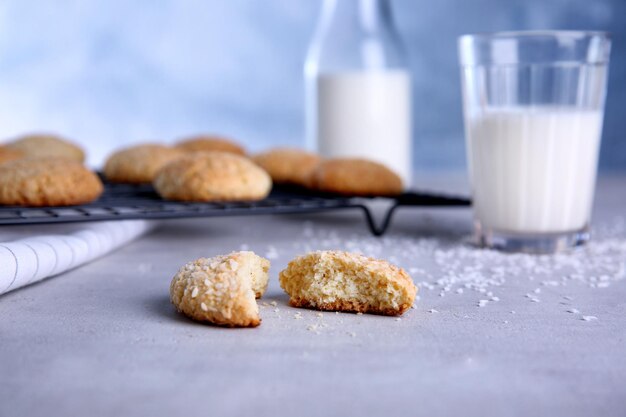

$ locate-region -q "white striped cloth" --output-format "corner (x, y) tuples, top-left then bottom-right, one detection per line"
(0, 220), (154, 295)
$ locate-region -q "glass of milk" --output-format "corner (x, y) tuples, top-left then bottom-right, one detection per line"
(305, 0), (412, 187)
(458, 31), (611, 253)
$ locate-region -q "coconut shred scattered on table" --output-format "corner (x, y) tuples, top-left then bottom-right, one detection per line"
(256, 216), (626, 324)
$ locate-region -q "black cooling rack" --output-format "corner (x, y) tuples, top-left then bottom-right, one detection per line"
(0, 181), (471, 236)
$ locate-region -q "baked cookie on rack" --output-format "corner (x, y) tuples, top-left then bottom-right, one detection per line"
(252, 148), (321, 187)
(175, 135), (246, 156)
(103, 144), (185, 184)
(310, 158), (403, 197)
(0, 158), (103, 206)
(279, 250), (417, 316)
(5, 133), (85, 162)
(154, 151), (272, 202)
(170, 251), (270, 327)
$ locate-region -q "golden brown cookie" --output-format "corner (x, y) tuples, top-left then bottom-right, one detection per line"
(5, 134), (85, 162)
(279, 250), (417, 316)
(175, 135), (246, 156)
(103, 144), (185, 184)
(154, 152), (272, 202)
(252, 148), (321, 187)
(0, 146), (23, 164)
(0, 158), (103, 206)
(170, 251), (270, 327)
(310, 158), (403, 196)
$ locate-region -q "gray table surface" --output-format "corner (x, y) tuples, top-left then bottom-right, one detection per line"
(1, 175), (625, 417)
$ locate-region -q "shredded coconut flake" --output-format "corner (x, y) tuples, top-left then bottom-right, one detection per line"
(287, 216), (625, 319)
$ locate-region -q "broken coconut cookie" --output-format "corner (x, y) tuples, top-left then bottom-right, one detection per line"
(170, 251), (270, 327)
(279, 250), (417, 316)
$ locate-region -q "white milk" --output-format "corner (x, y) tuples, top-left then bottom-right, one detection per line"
(311, 71), (412, 186)
(466, 107), (603, 234)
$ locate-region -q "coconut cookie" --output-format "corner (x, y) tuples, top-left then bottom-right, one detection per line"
(253, 148), (321, 187)
(0, 158), (103, 206)
(0, 147), (23, 164)
(103, 144), (185, 184)
(310, 158), (403, 196)
(279, 250), (417, 316)
(154, 152), (272, 202)
(170, 251), (270, 327)
(5, 133), (85, 162)
(175, 135), (246, 156)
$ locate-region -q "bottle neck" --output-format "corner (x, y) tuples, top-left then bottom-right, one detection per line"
(307, 0), (407, 73)
(322, 0), (394, 33)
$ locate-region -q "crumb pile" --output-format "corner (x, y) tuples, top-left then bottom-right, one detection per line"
(264, 216), (626, 323)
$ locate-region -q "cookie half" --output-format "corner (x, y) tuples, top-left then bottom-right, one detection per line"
(170, 251), (270, 327)
(154, 152), (272, 202)
(103, 144), (185, 184)
(5, 134), (85, 162)
(0, 158), (103, 206)
(253, 148), (321, 187)
(310, 158), (403, 196)
(279, 250), (417, 316)
(175, 135), (246, 156)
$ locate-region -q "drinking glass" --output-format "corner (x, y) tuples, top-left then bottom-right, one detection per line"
(458, 31), (611, 253)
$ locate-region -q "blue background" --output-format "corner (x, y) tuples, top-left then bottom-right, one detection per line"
(0, 0), (623, 170)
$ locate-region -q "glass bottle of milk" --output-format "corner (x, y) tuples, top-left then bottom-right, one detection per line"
(305, 0), (412, 187)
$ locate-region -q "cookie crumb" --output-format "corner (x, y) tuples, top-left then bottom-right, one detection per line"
(307, 324), (321, 334)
